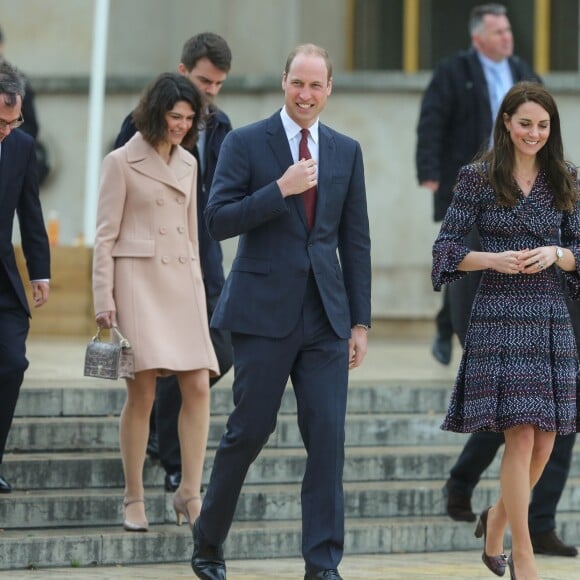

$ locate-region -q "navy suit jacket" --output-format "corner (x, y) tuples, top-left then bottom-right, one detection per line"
(0, 129), (50, 315)
(205, 111), (371, 340)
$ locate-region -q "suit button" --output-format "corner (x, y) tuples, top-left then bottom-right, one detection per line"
(161, 256), (169, 264)
(178, 256), (187, 264)
(177, 226), (185, 233)
(159, 227), (167, 235)
(156, 198), (165, 206)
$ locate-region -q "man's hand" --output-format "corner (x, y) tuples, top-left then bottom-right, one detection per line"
(31, 281), (49, 307)
(277, 159), (318, 198)
(348, 326), (368, 369)
(421, 180), (439, 193)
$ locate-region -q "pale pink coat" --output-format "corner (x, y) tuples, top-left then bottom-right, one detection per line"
(92, 132), (219, 376)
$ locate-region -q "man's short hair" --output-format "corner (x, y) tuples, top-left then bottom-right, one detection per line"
(469, 3), (508, 36)
(181, 32), (232, 73)
(0, 60), (26, 107)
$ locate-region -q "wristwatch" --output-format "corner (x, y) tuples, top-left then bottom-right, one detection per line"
(555, 246), (564, 263)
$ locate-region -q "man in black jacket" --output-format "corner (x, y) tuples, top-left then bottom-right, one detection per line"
(417, 4), (577, 557)
(416, 3), (539, 365)
(114, 32), (233, 493)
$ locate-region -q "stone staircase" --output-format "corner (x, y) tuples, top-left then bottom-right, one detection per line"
(1, 377), (580, 571)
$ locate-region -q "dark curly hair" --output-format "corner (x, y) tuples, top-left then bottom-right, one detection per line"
(479, 81), (577, 211)
(132, 72), (204, 150)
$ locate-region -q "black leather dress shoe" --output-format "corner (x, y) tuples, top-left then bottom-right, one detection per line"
(164, 471), (181, 492)
(531, 529), (578, 557)
(442, 480), (476, 522)
(304, 569), (343, 580)
(0, 475), (12, 493)
(431, 332), (452, 365)
(191, 520), (226, 580)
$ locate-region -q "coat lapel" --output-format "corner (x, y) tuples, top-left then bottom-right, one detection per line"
(125, 133), (193, 197)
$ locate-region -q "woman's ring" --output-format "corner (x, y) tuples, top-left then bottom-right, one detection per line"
(538, 262), (544, 269)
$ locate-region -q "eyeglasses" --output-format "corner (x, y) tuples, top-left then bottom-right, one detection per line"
(0, 114), (24, 130)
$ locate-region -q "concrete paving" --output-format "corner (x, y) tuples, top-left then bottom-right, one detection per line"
(10, 334), (578, 578)
(0, 551), (578, 579)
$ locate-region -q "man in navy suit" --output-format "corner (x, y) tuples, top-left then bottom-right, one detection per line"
(191, 44), (371, 580)
(0, 61), (50, 493)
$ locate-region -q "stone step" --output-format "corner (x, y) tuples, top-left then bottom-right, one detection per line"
(5, 446), (580, 491)
(1, 514), (579, 571)
(0, 446), (463, 490)
(7, 413), (465, 452)
(15, 380), (451, 417)
(2, 478), (580, 530)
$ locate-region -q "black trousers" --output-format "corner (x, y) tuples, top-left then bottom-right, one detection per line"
(153, 295), (233, 474)
(0, 271), (29, 464)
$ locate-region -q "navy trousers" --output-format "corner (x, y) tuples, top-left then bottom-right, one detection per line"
(197, 274), (349, 572)
(0, 270), (29, 464)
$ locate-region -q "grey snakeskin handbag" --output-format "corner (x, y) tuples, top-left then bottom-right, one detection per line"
(83, 325), (135, 380)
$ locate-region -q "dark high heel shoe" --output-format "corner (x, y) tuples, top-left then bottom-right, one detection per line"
(507, 554), (516, 580)
(474, 507), (507, 577)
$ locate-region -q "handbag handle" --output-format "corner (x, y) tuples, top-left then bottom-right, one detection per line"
(92, 325), (131, 349)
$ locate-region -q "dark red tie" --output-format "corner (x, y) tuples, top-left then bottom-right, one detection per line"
(299, 128), (317, 230)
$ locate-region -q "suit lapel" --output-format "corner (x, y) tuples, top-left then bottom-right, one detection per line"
(0, 135), (16, 209)
(265, 114), (310, 230)
(315, 124), (335, 231)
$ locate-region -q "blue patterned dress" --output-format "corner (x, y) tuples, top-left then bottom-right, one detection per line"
(432, 163), (580, 435)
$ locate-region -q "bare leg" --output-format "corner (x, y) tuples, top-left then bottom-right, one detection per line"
(490, 426), (555, 580)
(173, 368), (210, 524)
(119, 370), (157, 524)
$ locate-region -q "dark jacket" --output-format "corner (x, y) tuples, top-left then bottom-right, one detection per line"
(416, 48), (540, 221)
(0, 129), (50, 316)
(205, 112), (371, 339)
(114, 106), (232, 299)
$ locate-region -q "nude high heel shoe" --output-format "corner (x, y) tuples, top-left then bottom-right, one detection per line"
(122, 498), (149, 532)
(173, 493), (201, 528)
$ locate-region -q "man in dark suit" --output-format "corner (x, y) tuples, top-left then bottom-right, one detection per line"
(416, 3), (539, 365)
(114, 32), (233, 493)
(0, 61), (50, 493)
(417, 4), (576, 557)
(191, 44), (371, 580)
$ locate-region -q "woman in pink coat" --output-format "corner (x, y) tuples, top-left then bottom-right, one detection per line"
(93, 73), (219, 532)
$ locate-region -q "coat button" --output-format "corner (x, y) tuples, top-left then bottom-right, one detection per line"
(177, 226), (185, 233)
(161, 256), (169, 264)
(176, 197), (185, 204)
(156, 198), (165, 206)
(178, 256), (187, 264)
(159, 227), (167, 235)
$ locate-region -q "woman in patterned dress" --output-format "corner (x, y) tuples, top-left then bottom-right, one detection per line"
(432, 82), (580, 579)
(93, 74), (219, 533)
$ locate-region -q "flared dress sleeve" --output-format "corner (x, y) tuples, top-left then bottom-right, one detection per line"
(431, 164), (484, 291)
(560, 195), (580, 299)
